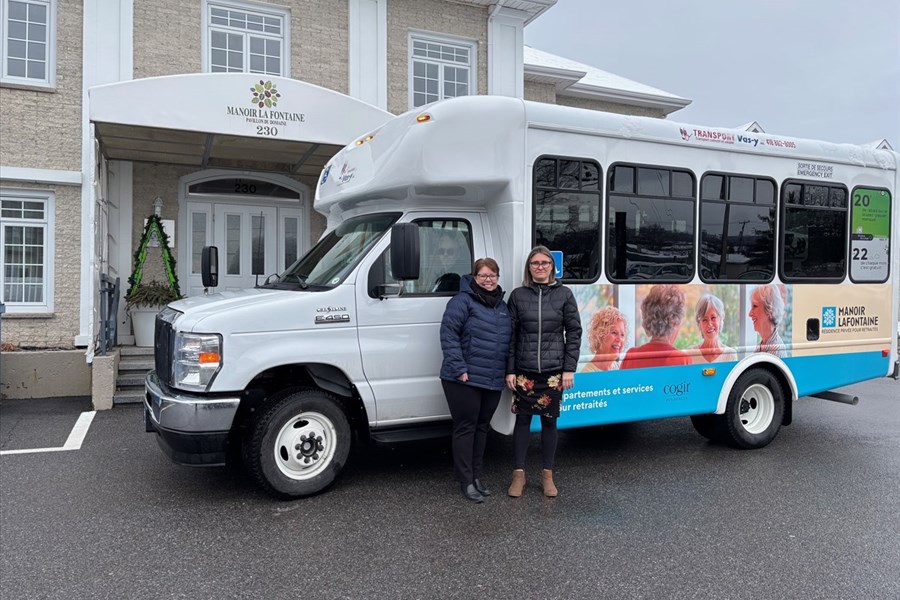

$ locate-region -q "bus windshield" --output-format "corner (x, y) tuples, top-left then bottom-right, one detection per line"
(264, 212), (400, 290)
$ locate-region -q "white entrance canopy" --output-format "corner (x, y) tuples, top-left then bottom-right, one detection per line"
(88, 74), (393, 177)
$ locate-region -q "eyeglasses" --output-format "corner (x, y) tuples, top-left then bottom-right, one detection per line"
(436, 248), (456, 256)
(529, 261), (553, 268)
(475, 273), (498, 281)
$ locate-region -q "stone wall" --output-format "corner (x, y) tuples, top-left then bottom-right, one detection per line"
(133, 0), (348, 91)
(0, 183), (82, 348)
(386, 0), (487, 115)
(0, 0), (83, 171)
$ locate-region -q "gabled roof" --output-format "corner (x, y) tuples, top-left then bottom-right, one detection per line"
(451, 0), (558, 25)
(523, 46), (690, 114)
(863, 138), (894, 151)
(737, 121), (766, 133)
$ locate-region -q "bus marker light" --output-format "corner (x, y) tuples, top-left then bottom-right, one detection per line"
(883, 349), (890, 357)
(198, 352), (220, 364)
(702, 368), (716, 376)
(416, 114), (432, 123)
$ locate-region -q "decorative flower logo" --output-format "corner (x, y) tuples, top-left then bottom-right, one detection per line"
(250, 80), (281, 108)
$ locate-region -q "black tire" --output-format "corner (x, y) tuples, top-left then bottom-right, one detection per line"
(689, 414), (722, 442)
(244, 389), (351, 499)
(718, 368), (785, 449)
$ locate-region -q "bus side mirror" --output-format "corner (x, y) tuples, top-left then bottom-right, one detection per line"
(390, 223), (420, 280)
(202, 246), (219, 288)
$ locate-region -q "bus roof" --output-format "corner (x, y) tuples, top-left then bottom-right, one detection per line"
(316, 96), (897, 216)
(521, 99), (897, 170)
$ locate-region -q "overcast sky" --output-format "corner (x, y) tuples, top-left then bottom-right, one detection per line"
(524, 0), (900, 147)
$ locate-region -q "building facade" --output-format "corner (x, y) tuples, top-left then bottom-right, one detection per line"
(0, 0), (688, 355)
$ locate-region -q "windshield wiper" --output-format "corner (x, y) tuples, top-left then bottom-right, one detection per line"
(279, 273), (309, 289)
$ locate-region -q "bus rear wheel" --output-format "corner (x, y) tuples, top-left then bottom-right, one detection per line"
(244, 389), (351, 499)
(689, 414), (721, 442)
(719, 369), (785, 449)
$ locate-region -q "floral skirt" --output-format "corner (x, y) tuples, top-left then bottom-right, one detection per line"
(511, 370), (564, 419)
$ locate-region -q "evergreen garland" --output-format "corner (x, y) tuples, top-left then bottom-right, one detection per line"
(126, 214), (182, 300)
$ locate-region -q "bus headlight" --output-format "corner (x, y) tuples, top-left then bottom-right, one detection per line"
(173, 332), (222, 392)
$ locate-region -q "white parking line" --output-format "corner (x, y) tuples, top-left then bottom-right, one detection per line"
(0, 411), (96, 456)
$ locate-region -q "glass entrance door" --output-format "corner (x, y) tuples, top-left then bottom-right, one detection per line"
(184, 201), (278, 294)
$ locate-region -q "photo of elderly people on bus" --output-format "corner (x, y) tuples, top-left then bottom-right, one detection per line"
(620, 284), (691, 369)
(582, 306), (628, 372)
(691, 294), (738, 364)
(749, 284), (787, 358)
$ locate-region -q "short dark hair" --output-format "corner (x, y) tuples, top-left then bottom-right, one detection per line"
(472, 257), (499, 276)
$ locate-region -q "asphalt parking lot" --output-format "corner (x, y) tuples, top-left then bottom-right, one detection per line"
(1, 377), (899, 599)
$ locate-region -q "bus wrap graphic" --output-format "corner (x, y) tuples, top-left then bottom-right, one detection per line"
(822, 306), (837, 328)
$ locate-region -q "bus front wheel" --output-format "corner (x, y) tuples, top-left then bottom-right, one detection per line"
(719, 369), (785, 449)
(244, 389), (351, 499)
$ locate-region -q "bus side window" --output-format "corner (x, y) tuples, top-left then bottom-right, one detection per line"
(533, 156), (601, 282)
(368, 219), (473, 297)
(606, 163), (695, 283)
(699, 172), (776, 283)
(779, 180), (848, 282)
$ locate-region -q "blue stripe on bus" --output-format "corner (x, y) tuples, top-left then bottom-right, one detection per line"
(548, 351), (888, 431)
(785, 351), (888, 397)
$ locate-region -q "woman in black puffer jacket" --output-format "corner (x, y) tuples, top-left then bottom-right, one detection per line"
(505, 246), (581, 498)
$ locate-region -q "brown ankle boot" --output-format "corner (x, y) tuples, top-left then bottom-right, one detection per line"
(507, 469), (525, 497)
(541, 469), (558, 497)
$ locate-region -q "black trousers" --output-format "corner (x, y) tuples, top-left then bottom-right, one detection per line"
(512, 413), (558, 470)
(441, 380), (502, 485)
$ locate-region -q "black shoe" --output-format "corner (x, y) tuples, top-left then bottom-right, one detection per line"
(473, 479), (491, 496)
(461, 483), (485, 503)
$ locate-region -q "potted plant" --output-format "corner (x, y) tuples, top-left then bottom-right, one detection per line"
(126, 280), (180, 347)
(126, 214), (182, 346)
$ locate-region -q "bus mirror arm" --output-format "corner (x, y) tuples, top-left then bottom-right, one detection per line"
(375, 283), (403, 299)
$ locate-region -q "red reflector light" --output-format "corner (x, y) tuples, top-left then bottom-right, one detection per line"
(883, 349), (890, 357)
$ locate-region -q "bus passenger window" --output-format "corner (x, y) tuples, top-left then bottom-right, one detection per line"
(533, 156), (602, 281)
(606, 163), (695, 283)
(699, 173), (776, 282)
(780, 179), (848, 282)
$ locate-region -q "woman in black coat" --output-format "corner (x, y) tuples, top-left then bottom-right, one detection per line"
(505, 246), (581, 498)
(440, 257), (511, 503)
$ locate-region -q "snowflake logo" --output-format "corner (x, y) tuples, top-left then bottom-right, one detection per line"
(822, 306), (836, 328)
(250, 80), (280, 108)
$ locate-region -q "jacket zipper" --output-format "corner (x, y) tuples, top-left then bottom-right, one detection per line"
(537, 285), (543, 373)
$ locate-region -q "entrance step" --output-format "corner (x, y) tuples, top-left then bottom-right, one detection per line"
(115, 345), (154, 405)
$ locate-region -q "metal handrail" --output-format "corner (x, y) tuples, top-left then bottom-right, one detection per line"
(98, 275), (120, 356)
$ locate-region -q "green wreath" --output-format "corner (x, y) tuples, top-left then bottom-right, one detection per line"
(126, 214), (182, 301)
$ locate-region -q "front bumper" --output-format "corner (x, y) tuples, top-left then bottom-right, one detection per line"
(144, 371), (241, 466)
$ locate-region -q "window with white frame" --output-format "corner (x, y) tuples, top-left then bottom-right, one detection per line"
(203, 0), (289, 76)
(1, 189), (54, 312)
(1, 0), (55, 87)
(409, 33), (474, 108)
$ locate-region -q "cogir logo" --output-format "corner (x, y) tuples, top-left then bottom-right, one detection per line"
(663, 382), (691, 397)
